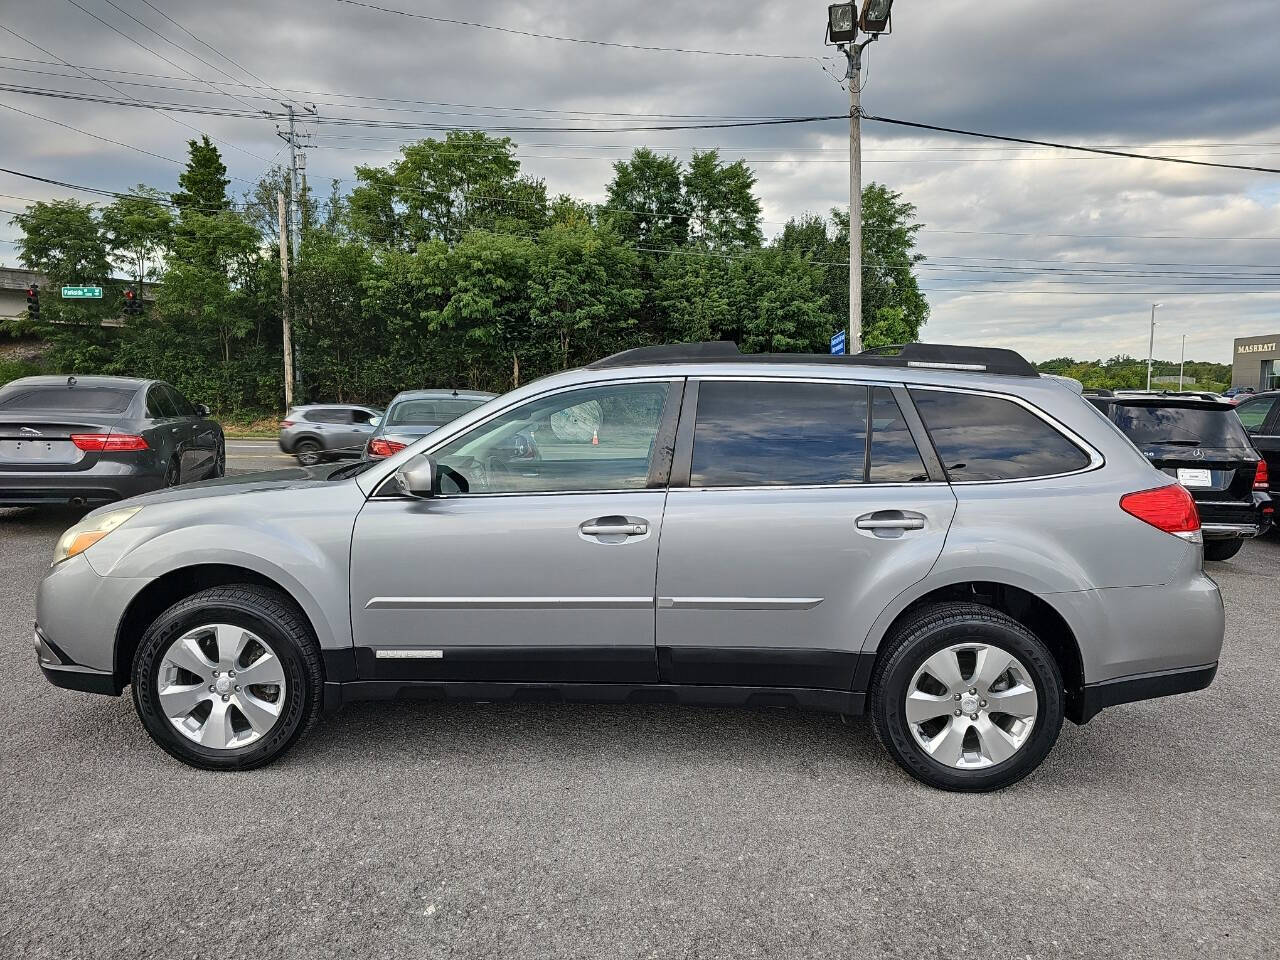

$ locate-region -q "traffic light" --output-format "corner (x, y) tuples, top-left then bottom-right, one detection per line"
(123, 285), (142, 316)
(25, 284), (39, 319)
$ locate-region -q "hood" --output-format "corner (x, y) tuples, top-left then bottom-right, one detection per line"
(88, 466), (339, 516)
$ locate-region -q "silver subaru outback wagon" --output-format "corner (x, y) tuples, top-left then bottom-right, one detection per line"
(34, 342), (1224, 791)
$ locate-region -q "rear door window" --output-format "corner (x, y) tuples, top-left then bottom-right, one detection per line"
(691, 381), (868, 487)
(1110, 404), (1251, 449)
(146, 386), (177, 419)
(0, 386), (135, 414)
(911, 389), (1092, 481)
(869, 388), (928, 482)
(162, 384), (194, 417)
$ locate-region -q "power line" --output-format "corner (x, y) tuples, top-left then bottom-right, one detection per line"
(862, 113), (1280, 175)
(333, 0), (815, 60)
(64, 0), (266, 117)
(0, 21), (272, 166)
(0, 98), (182, 165)
(133, 0), (298, 108)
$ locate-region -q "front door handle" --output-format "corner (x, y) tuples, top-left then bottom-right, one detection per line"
(856, 516), (925, 530)
(581, 520), (649, 537)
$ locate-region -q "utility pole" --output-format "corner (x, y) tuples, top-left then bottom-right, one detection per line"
(287, 105), (301, 262)
(1146, 302), (1162, 391)
(1179, 334), (1186, 390)
(847, 41), (865, 354)
(826, 2), (894, 354)
(278, 191), (294, 410)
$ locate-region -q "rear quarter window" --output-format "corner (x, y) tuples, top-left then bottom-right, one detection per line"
(0, 386), (136, 414)
(911, 389), (1092, 481)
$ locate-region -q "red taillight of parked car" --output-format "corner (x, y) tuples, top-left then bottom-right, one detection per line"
(70, 433), (150, 452)
(280, 420), (294, 429)
(1254, 458), (1269, 491)
(1120, 484), (1201, 540)
(368, 438), (406, 459)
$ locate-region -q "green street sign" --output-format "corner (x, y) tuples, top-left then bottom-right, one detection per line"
(61, 286), (103, 299)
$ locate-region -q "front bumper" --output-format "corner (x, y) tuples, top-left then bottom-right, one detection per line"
(33, 622), (122, 695)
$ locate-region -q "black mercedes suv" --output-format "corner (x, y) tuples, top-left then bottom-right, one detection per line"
(1087, 391), (1272, 560)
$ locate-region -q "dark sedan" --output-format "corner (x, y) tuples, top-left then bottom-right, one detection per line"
(0, 375), (224, 507)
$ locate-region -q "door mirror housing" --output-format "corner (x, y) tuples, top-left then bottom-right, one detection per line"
(394, 453), (436, 498)
(194, 403), (211, 417)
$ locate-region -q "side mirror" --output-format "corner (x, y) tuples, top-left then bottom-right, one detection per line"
(394, 453), (436, 498)
(194, 403), (211, 417)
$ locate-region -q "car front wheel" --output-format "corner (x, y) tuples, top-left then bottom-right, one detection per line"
(131, 585), (323, 770)
(870, 602), (1064, 792)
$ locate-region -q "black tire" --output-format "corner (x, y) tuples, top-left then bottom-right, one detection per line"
(162, 458), (181, 487)
(212, 440), (226, 478)
(294, 439), (321, 466)
(1203, 538), (1244, 562)
(870, 602), (1064, 792)
(131, 585), (324, 771)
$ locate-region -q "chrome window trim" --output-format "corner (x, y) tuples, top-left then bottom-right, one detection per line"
(908, 383), (1106, 484)
(367, 375), (680, 500)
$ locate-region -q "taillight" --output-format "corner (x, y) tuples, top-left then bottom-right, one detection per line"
(1254, 458), (1269, 491)
(70, 433), (149, 452)
(280, 420), (295, 429)
(368, 438), (406, 459)
(1120, 484), (1201, 541)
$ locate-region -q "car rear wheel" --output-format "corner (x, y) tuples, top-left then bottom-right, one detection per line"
(870, 602), (1064, 792)
(131, 585), (323, 770)
(294, 439), (321, 466)
(162, 459), (181, 487)
(1203, 538), (1245, 561)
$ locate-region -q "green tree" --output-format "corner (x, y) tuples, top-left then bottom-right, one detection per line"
(603, 148), (689, 250)
(10, 199), (118, 369)
(528, 223), (645, 372)
(683, 150), (762, 250)
(101, 186), (172, 286)
(348, 132), (546, 248)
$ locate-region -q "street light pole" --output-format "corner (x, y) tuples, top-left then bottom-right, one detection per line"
(1179, 334), (1186, 390)
(826, 1), (893, 355)
(848, 41), (864, 355)
(1146, 302), (1162, 391)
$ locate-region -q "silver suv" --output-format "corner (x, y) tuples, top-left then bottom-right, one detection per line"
(34, 343), (1224, 791)
(279, 404), (382, 465)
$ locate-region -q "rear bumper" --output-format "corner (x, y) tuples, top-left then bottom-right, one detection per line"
(1201, 522), (1261, 539)
(0, 468), (159, 507)
(1197, 493), (1271, 539)
(1068, 662), (1217, 724)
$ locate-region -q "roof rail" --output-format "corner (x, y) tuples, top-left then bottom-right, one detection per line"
(587, 341), (1039, 377)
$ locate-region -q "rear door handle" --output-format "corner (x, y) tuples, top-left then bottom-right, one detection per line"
(580, 518), (649, 537)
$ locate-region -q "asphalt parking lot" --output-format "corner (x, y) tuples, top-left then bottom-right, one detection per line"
(1, 450), (1277, 959)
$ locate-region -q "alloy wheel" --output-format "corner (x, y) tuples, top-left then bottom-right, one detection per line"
(156, 623), (288, 750)
(904, 642), (1039, 769)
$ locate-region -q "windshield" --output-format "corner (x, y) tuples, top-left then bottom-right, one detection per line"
(1111, 404), (1251, 448)
(0, 385), (135, 414)
(387, 397), (486, 427)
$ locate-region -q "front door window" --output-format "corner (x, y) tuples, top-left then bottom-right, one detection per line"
(432, 382), (671, 494)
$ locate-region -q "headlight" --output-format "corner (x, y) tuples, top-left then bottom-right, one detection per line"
(52, 506), (142, 566)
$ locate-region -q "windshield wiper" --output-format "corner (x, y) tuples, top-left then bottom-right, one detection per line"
(1149, 437), (1202, 446)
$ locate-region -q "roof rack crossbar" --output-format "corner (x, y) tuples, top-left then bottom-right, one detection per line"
(588, 341), (1038, 377)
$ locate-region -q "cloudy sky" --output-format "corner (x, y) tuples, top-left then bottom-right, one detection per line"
(2, 0), (1278, 363)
